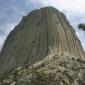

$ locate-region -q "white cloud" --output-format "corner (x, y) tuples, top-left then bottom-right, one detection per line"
(5, 23), (17, 34)
(0, 37), (5, 50)
(76, 29), (85, 50)
(26, 0), (85, 13)
(10, 4), (26, 16)
(0, 23), (17, 50)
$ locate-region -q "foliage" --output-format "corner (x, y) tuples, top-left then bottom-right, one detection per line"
(28, 71), (50, 85)
(78, 23), (85, 31)
(0, 72), (9, 82)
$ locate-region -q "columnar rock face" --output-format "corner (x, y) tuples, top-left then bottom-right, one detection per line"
(0, 7), (85, 74)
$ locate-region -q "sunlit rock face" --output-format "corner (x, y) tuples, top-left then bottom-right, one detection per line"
(0, 6), (85, 74)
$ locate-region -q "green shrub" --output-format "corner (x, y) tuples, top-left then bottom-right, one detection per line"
(29, 71), (50, 85)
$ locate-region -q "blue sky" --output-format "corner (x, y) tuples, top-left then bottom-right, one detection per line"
(0, 0), (85, 50)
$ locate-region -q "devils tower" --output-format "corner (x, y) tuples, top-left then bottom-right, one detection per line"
(0, 6), (85, 77)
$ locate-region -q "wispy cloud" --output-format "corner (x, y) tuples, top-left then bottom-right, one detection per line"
(26, 0), (85, 13)
(0, 36), (5, 50)
(0, 0), (27, 50)
(0, 22), (17, 50)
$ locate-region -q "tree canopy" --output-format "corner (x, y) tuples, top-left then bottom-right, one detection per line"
(78, 23), (85, 31)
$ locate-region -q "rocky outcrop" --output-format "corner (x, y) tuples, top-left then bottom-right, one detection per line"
(0, 55), (85, 85)
(0, 6), (85, 75)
